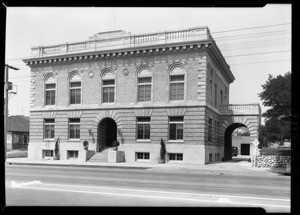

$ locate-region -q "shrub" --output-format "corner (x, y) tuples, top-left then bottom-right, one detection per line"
(160, 138), (166, 161)
(260, 147), (291, 156)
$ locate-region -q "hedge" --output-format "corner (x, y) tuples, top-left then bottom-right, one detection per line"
(260, 147), (291, 156)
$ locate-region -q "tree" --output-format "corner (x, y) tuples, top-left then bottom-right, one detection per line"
(258, 72), (291, 144)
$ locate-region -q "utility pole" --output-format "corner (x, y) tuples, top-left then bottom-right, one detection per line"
(4, 64), (19, 161)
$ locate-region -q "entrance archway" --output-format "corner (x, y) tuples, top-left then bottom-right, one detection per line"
(224, 123), (247, 161)
(97, 117), (117, 151)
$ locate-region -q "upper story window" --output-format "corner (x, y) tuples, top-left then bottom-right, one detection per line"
(220, 90), (223, 104)
(224, 87), (228, 104)
(45, 76), (56, 106)
(214, 84), (218, 108)
(208, 118), (212, 142)
(44, 118), (55, 139)
(102, 71), (115, 103)
(138, 69), (152, 102)
(169, 66), (185, 101)
(69, 73), (81, 105)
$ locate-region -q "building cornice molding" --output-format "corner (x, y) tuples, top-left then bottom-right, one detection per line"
(23, 40), (212, 67)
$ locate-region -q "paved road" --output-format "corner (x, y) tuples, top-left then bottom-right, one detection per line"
(5, 164), (290, 212)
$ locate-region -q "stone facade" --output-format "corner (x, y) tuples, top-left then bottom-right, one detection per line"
(23, 26), (261, 164)
(256, 155), (291, 168)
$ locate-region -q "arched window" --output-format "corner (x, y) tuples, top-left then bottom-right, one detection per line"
(169, 65), (185, 101)
(45, 75), (56, 106)
(69, 73), (81, 104)
(137, 68), (152, 102)
(102, 71), (115, 103)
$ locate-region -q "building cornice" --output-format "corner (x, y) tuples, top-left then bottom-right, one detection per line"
(23, 40), (212, 66)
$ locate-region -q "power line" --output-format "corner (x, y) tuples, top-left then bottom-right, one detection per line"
(230, 59), (291, 66)
(214, 29), (290, 40)
(211, 23), (291, 34)
(221, 42), (290, 52)
(224, 50), (291, 58)
(5, 23), (291, 62)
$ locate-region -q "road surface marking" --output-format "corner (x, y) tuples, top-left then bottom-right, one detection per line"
(14, 181), (289, 202)
(217, 198), (233, 203)
(9, 180), (290, 208)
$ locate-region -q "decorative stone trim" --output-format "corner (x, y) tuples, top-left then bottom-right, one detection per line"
(67, 111), (82, 118)
(165, 108), (187, 116)
(94, 110), (120, 125)
(134, 108), (154, 117)
(42, 111), (56, 119)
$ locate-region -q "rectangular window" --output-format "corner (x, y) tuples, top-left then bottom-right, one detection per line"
(209, 80), (213, 105)
(43, 150), (53, 158)
(225, 87), (228, 104)
(68, 150), (79, 159)
(24, 134), (28, 144)
(215, 153), (220, 161)
(170, 75), (184, 101)
(69, 118), (80, 139)
(168, 153), (183, 161)
(214, 84), (217, 108)
(136, 117), (150, 140)
(220, 90), (223, 104)
(169, 116), (184, 140)
(44, 119), (55, 139)
(215, 121), (219, 140)
(45, 83), (55, 105)
(70, 82), (81, 104)
(208, 118), (212, 142)
(103, 80), (115, 103)
(209, 153), (213, 162)
(136, 152), (150, 160)
(138, 77), (151, 102)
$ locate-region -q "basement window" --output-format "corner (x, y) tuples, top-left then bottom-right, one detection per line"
(42, 150), (53, 158)
(168, 153), (183, 161)
(136, 152), (150, 160)
(68, 150), (79, 159)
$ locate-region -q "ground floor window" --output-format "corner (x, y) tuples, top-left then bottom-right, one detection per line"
(136, 117), (150, 140)
(169, 116), (184, 140)
(215, 153), (220, 161)
(68, 150), (79, 159)
(168, 153), (183, 161)
(136, 152), (150, 160)
(42, 149), (53, 158)
(209, 153), (213, 162)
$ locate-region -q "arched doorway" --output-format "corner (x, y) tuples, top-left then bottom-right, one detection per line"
(97, 117), (117, 151)
(224, 123), (247, 161)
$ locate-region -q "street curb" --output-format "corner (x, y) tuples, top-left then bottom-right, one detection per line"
(6, 162), (150, 170)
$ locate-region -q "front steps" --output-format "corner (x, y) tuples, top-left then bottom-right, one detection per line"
(87, 147), (112, 163)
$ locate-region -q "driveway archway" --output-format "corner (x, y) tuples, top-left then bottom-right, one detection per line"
(224, 123), (247, 161)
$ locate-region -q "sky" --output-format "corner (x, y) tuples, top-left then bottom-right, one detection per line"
(5, 5), (291, 125)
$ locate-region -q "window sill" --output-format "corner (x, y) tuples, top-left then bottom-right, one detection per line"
(167, 140), (184, 144)
(67, 139), (81, 142)
(43, 139), (55, 142)
(136, 159), (151, 162)
(167, 160), (183, 163)
(136, 140), (151, 143)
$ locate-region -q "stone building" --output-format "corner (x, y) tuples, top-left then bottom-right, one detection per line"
(23, 26), (261, 164)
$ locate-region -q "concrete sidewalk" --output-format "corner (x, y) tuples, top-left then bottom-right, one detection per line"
(5, 157), (282, 177)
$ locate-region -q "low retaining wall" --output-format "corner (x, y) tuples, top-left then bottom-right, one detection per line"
(7, 151), (28, 158)
(256, 155), (291, 168)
